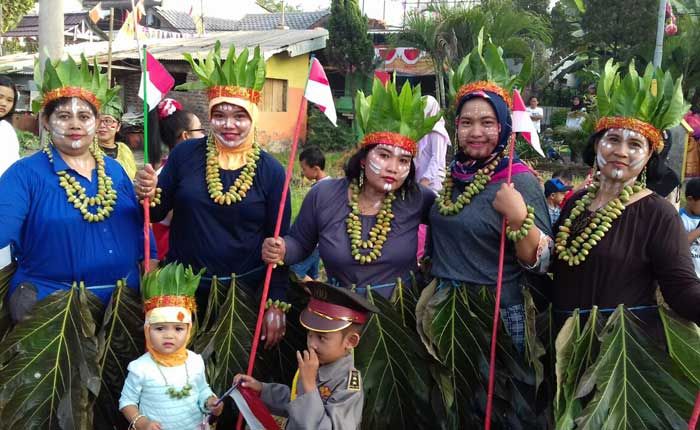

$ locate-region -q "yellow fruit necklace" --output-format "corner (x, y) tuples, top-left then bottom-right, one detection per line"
(44, 143), (117, 223)
(205, 134), (260, 205)
(436, 151), (504, 216)
(346, 181), (395, 264)
(555, 181), (644, 266)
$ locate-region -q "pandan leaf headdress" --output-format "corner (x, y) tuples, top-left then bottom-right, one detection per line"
(448, 28), (532, 110)
(141, 263), (205, 321)
(176, 40), (266, 105)
(33, 55), (120, 114)
(355, 77), (441, 156)
(594, 59), (689, 153)
(100, 94), (123, 120)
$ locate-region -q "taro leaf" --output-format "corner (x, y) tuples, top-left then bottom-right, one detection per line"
(0, 263), (16, 341)
(0, 285), (99, 429)
(429, 286), (537, 429)
(355, 286), (436, 430)
(193, 277), (257, 394)
(659, 305), (700, 387)
(523, 288), (546, 393)
(573, 305), (696, 429)
(92, 281), (145, 430)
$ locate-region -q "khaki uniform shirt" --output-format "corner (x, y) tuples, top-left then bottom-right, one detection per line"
(260, 353), (363, 430)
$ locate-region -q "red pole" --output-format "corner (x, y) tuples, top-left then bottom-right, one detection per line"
(484, 134), (516, 430)
(689, 391), (700, 430)
(235, 89), (308, 430)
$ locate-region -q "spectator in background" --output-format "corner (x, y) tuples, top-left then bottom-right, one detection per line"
(680, 178), (700, 278)
(570, 95), (585, 112)
(526, 96), (544, 134)
(544, 178), (572, 224)
(97, 96), (137, 179)
(0, 75), (19, 176)
(292, 146), (331, 281)
(583, 84), (597, 111)
(414, 95), (450, 194)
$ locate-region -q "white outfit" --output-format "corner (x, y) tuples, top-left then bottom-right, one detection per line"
(0, 119), (19, 176)
(680, 208), (700, 278)
(414, 95), (450, 194)
(526, 106), (544, 133)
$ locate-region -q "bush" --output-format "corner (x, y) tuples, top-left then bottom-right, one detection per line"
(306, 108), (356, 152)
(16, 130), (41, 156)
(549, 108), (569, 128)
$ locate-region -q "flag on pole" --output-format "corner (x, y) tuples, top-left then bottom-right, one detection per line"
(511, 88), (544, 157)
(229, 386), (280, 430)
(138, 51), (175, 111)
(115, 0), (145, 43)
(89, 2), (103, 24)
(304, 58), (337, 126)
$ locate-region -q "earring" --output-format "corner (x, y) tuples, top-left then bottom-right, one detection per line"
(401, 188), (406, 200)
(359, 168), (364, 188)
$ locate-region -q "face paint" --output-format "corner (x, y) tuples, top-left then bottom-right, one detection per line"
(210, 103), (252, 148)
(46, 98), (97, 152)
(457, 98), (500, 160)
(597, 128), (651, 183)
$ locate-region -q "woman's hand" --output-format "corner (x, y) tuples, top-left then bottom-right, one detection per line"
(261, 237), (286, 265)
(135, 164), (158, 200)
(233, 374), (263, 393)
(493, 183), (528, 229)
(261, 307), (286, 349)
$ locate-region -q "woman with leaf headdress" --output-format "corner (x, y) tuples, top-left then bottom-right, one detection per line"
(134, 42), (291, 350)
(416, 31), (552, 428)
(542, 60), (700, 428)
(0, 56), (155, 428)
(261, 77), (441, 429)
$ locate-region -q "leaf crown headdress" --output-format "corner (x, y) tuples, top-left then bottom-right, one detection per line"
(594, 59), (688, 153)
(355, 77), (441, 156)
(176, 40), (266, 105)
(141, 263), (205, 318)
(448, 28), (531, 110)
(33, 55), (120, 114)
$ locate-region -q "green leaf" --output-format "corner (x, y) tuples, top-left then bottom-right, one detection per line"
(573, 305), (697, 429)
(0, 286), (99, 429)
(523, 289), (546, 394)
(354, 283), (436, 429)
(0, 263), (16, 341)
(659, 305), (700, 386)
(92, 281), (144, 430)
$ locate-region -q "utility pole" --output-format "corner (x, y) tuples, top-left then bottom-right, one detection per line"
(39, 0), (65, 73)
(653, 0), (666, 67)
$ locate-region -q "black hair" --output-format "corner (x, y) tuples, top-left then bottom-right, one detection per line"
(0, 76), (18, 120)
(147, 108), (199, 166)
(582, 130), (664, 185)
(43, 96), (98, 119)
(344, 144), (417, 193)
(551, 168), (573, 182)
(685, 178), (700, 199)
(299, 146), (326, 170)
(528, 95), (538, 103)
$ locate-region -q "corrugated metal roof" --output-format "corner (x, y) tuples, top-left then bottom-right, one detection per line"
(235, 11), (329, 31)
(0, 29), (329, 74)
(154, 7), (238, 34)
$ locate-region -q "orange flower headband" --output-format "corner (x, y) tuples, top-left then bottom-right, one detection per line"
(208, 85), (262, 104)
(361, 131), (417, 156)
(41, 87), (101, 110)
(455, 81), (512, 109)
(595, 116), (664, 153)
(143, 295), (197, 315)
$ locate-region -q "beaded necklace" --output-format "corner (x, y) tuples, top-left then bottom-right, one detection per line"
(155, 361), (192, 399)
(346, 181), (395, 264)
(436, 151), (504, 216)
(555, 181), (644, 266)
(205, 134), (260, 205)
(43, 143), (117, 223)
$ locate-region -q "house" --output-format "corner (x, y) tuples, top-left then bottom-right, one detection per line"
(0, 28), (329, 152)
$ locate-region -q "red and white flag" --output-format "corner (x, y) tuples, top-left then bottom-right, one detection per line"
(139, 51), (175, 111)
(304, 58), (337, 126)
(229, 386), (280, 430)
(511, 88), (544, 157)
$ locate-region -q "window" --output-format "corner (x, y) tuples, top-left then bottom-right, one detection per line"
(262, 78), (287, 112)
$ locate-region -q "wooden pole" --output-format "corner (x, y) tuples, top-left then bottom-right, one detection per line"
(107, 8), (115, 83)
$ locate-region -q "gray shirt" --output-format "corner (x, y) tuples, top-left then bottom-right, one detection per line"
(285, 178), (435, 297)
(429, 172), (552, 306)
(260, 353), (363, 430)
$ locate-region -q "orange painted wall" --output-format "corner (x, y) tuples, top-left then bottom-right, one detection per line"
(257, 52), (309, 152)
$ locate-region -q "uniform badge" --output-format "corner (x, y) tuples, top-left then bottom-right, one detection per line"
(319, 385), (332, 401)
(347, 369), (361, 392)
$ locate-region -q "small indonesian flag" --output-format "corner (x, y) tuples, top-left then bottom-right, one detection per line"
(304, 58), (337, 126)
(89, 2), (103, 24)
(229, 386), (280, 430)
(511, 88), (544, 157)
(138, 51), (175, 111)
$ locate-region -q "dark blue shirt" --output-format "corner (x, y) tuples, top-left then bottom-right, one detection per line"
(0, 145), (149, 303)
(151, 137), (291, 300)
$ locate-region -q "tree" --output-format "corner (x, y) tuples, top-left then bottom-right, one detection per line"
(1, 0), (36, 33)
(513, 0), (549, 16)
(326, 0), (375, 76)
(255, 0), (302, 13)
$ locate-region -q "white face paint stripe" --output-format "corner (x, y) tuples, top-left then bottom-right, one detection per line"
(367, 159), (382, 175)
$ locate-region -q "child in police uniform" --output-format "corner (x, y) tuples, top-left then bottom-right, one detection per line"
(234, 282), (379, 430)
(119, 263), (224, 430)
